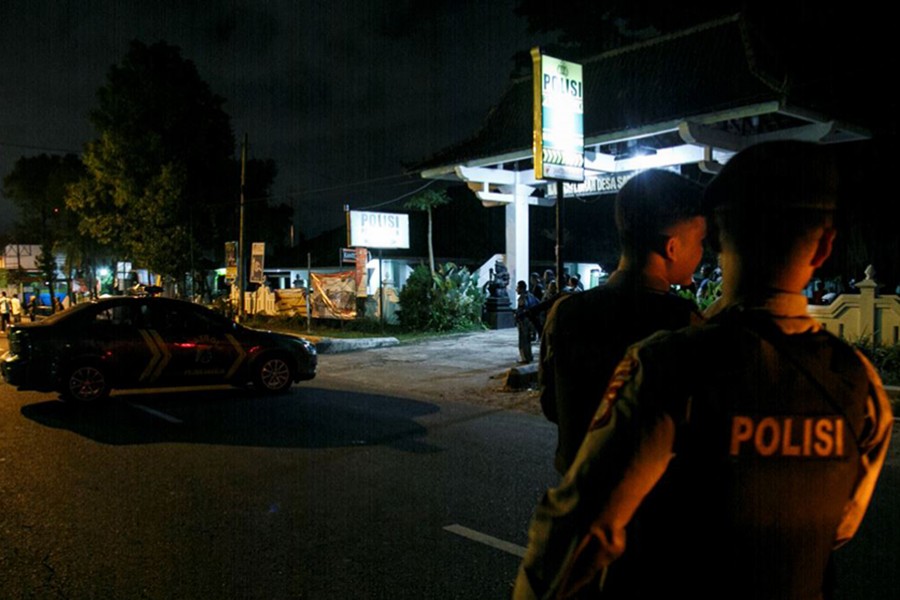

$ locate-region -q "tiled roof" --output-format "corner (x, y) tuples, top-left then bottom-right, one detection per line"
(415, 14), (785, 172)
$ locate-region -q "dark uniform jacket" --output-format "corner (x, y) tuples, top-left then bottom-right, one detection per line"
(516, 293), (893, 600)
(540, 269), (701, 473)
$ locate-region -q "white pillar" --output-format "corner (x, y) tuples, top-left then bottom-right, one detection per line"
(505, 173), (530, 303)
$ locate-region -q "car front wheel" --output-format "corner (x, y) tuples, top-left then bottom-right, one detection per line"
(254, 355), (294, 393)
(63, 364), (110, 403)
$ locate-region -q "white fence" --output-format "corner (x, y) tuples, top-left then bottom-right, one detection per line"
(808, 266), (900, 346)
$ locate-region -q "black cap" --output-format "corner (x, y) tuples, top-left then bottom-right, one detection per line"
(704, 141), (838, 214)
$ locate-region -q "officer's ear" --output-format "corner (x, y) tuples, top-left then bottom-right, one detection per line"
(810, 227), (836, 268)
(663, 235), (678, 262)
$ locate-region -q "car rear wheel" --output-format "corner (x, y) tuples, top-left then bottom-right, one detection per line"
(254, 355), (294, 393)
(63, 364), (110, 403)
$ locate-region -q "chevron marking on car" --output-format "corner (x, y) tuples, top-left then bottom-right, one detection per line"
(138, 329), (162, 382)
(148, 330), (172, 381)
(225, 334), (246, 379)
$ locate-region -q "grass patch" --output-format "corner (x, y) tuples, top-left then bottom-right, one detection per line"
(242, 314), (486, 343)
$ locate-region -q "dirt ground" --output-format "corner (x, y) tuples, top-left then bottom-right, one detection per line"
(312, 327), (546, 415)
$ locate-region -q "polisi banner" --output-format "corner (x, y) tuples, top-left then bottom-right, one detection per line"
(224, 241), (237, 280)
(347, 210), (409, 249)
(250, 242), (265, 284)
(531, 48), (585, 183)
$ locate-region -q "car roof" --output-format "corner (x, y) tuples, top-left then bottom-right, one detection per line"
(37, 296), (214, 325)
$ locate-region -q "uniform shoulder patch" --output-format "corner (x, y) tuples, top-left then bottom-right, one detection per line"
(589, 355), (639, 431)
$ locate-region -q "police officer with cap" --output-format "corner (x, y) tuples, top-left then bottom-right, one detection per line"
(513, 141), (893, 600)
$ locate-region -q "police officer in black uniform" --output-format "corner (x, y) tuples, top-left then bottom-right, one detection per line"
(540, 169), (705, 474)
(514, 141), (893, 600)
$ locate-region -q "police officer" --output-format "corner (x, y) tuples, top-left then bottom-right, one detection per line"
(514, 141), (893, 599)
(540, 169), (705, 474)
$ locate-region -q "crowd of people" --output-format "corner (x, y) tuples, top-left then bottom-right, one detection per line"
(0, 292), (67, 333)
(514, 267), (595, 363)
(0, 291), (22, 332)
(514, 141), (893, 599)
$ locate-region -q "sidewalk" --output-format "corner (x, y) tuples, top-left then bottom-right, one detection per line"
(311, 327), (543, 414)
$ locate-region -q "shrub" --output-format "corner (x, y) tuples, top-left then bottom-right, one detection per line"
(853, 340), (900, 386)
(398, 262), (485, 332)
(676, 281), (721, 312)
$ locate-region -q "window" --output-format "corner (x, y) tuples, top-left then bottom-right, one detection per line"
(91, 303), (136, 327)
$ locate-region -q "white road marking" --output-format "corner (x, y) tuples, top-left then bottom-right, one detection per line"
(443, 524), (527, 558)
(128, 403), (183, 424)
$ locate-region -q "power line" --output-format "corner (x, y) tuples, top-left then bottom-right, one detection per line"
(242, 172), (433, 206)
(268, 171), (425, 202)
(0, 141), (82, 154)
(357, 179), (437, 210)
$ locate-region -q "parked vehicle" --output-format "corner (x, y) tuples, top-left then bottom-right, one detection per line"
(1, 296), (316, 403)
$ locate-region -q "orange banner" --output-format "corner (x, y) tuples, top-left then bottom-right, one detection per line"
(310, 271), (357, 320)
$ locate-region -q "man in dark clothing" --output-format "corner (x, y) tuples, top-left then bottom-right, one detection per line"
(539, 169), (705, 474)
(515, 141), (893, 599)
(516, 280), (539, 363)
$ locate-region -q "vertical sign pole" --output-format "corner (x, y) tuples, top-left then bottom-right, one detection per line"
(556, 181), (564, 287)
(306, 252), (312, 334)
(379, 248), (385, 333)
(237, 133), (247, 322)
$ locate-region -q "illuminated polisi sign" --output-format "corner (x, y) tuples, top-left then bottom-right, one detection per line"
(347, 210), (409, 249)
(532, 48), (584, 182)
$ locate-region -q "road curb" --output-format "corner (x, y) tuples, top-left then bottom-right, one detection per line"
(313, 337), (400, 354)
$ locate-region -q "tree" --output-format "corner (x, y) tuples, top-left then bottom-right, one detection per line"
(66, 40), (237, 287)
(3, 154), (84, 242)
(3, 154), (86, 305)
(405, 188), (451, 275)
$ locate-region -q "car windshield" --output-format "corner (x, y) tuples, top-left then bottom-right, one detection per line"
(37, 301), (98, 325)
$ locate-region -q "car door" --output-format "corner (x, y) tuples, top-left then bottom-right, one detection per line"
(139, 301), (240, 386)
(73, 301), (149, 388)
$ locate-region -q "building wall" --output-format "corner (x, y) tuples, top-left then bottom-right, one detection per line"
(1, 244), (41, 271)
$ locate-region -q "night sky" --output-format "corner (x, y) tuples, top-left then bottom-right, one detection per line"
(3, 2), (897, 284)
(0, 0), (549, 238)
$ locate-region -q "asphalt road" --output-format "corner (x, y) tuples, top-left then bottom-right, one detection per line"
(0, 379), (560, 599)
(1, 328), (898, 599)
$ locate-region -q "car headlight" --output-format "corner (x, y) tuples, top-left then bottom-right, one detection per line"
(297, 338), (316, 356)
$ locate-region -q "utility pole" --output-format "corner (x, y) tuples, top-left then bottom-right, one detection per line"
(555, 181), (564, 286)
(237, 133), (247, 322)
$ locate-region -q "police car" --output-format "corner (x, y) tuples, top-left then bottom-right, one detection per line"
(1, 296), (316, 402)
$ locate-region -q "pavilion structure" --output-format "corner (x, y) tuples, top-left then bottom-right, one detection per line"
(416, 14), (869, 293)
